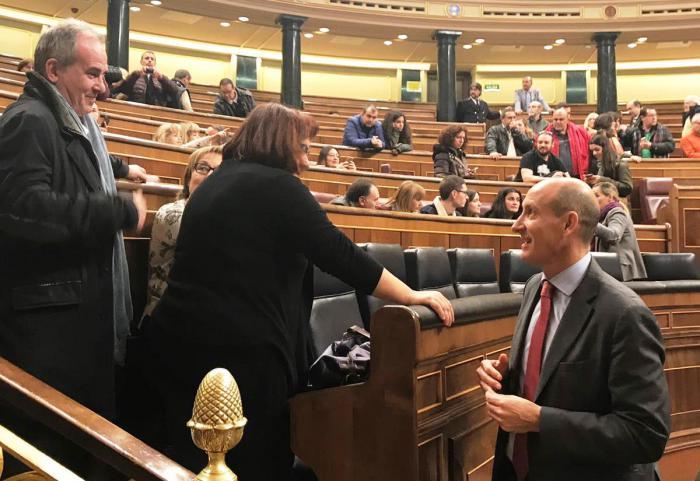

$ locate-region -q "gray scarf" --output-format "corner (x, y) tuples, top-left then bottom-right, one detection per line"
(80, 114), (132, 366)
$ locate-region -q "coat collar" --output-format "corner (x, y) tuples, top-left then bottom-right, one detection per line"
(24, 71), (87, 138)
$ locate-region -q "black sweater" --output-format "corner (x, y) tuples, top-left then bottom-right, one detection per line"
(149, 159), (383, 389)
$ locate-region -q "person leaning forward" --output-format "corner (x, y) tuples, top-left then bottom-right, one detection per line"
(0, 19), (147, 477)
(477, 178), (669, 481)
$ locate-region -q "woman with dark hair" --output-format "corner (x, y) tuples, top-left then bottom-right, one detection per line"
(593, 182), (647, 281)
(593, 112), (625, 155)
(145, 103), (453, 481)
(483, 187), (522, 219)
(381, 111), (413, 155)
(317, 145), (356, 170)
(384, 180), (426, 212)
(142, 145), (223, 319)
(585, 132), (633, 199)
(432, 125), (476, 179)
(457, 190), (482, 217)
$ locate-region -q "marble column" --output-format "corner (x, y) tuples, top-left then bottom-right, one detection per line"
(432, 30), (462, 122)
(275, 14), (307, 109)
(106, 0), (130, 70)
(593, 32), (619, 113)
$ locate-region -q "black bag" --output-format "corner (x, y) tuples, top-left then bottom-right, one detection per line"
(308, 326), (370, 388)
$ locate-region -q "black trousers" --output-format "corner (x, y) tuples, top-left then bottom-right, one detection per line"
(142, 331), (296, 481)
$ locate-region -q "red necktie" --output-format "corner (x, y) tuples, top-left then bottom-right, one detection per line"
(512, 280), (555, 481)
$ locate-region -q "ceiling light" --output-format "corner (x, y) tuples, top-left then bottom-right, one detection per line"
(462, 44), (472, 49)
(238, 16), (249, 22)
(554, 38), (566, 45)
(319, 27), (330, 33)
(384, 40), (393, 46)
(637, 37), (648, 43)
(220, 21), (231, 27)
(628, 43), (637, 48)
(397, 34), (408, 40)
(304, 33), (314, 38)
(544, 45), (553, 50)
(150, 0), (162, 5)
(474, 38), (485, 44)
(129, 6), (141, 12)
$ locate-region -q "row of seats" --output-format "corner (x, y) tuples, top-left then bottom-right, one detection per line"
(309, 245), (700, 357)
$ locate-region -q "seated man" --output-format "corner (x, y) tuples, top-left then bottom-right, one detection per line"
(680, 113), (700, 158)
(516, 131), (568, 183)
(420, 175), (467, 216)
(485, 107), (533, 158)
(342, 105), (385, 150)
(114, 50), (178, 107)
(213, 78), (256, 118)
(528, 101), (548, 134)
(456, 82), (499, 123)
(331, 178), (380, 209)
(168, 69), (193, 111)
(628, 108), (675, 159)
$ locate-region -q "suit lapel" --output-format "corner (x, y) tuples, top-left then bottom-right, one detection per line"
(509, 273), (543, 391)
(65, 137), (102, 192)
(535, 262), (601, 400)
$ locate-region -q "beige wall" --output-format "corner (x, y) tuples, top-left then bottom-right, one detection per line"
(128, 43), (233, 86)
(260, 59), (400, 100)
(0, 21), (41, 59)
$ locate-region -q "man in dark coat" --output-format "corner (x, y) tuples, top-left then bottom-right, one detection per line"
(0, 19), (147, 476)
(213, 77), (256, 118)
(456, 82), (499, 124)
(485, 107), (533, 158)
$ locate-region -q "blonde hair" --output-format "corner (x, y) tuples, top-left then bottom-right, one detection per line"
(584, 112), (599, 129)
(594, 182), (629, 215)
(153, 123), (182, 144)
(179, 121), (201, 143)
(385, 180), (426, 213)
(180, 145), (224, 200)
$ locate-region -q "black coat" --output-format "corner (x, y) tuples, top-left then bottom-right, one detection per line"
(0, 72), (137, 417)
(213, 87), (256, 118)
(432, 144), (470, 178)
(456, 97), (498, 123)
(485, 124), (533, 156)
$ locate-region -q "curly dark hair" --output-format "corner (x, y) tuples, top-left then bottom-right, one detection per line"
(437, 125), (468, 151)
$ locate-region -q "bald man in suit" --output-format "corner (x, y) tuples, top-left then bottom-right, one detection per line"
(477, 178), (669, 481)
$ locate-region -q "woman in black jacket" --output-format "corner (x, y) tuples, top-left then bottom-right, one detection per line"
(145, 103), (453, 481)
(585, 132), (633, 200)
(432, 125), (476, 178)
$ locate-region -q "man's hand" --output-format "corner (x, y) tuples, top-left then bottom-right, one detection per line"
(485, 390), (541, 433)
(132, 189), (147, 233)
(371, 136), (384, 149)
(639, 138), (652, 150)
(127, 164), (159, 183)
(409, 290), (454, 327)
(477, 353), (509, 392)
(630, 155), (642, 163)
(489, 151), (502, 159)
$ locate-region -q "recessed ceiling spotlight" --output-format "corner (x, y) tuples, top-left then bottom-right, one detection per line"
(462, 44), (472, 49)
(304, 33), (314, 38)
(397, 34), (408, 40)
(150, 0), (162, 5)
(554, 38), (566, 45)
(628, 42), (637, 48)
(474, 38), (485, 44)
(637, 36), (648, 43)
(544, 45), (553, 50)
(220, 21), (231, 27)
(319, 27), (330, 33)
(129, 6), (141, 12)
(238, 16), (249, 22)
(384, 40), (393, 46)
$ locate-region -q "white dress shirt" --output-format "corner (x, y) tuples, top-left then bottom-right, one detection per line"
(507, 252), (592, 459)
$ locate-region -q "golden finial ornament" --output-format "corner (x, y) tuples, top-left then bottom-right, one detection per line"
(187, 368), (247, 481)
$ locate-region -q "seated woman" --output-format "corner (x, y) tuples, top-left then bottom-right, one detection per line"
(432, 125), (476, 179)
(584, 112), (599, 136)
(384, 180), (426, 213)
(153, 123), (183, 145)
(382, 111), (413, 155)
(593, 182), (647, 281)
(317, 145), (356, 170)
(483, 188), (522, 219)
(179, 121), (201, 145)
(142, 145), (223, 319)
(585, 132), (633, 200)
(458, 190), (482, 217)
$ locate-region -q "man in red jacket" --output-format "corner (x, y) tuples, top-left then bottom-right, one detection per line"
(545, 108), (592, 179)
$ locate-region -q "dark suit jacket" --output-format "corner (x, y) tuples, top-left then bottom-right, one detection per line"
(456, 97), (497, 123)
(492, 261), (669, 481)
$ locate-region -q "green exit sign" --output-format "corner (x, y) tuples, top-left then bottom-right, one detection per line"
(484, 84), (500, 91)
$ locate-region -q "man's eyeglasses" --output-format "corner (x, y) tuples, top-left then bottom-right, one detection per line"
(194, 163), (217, 175)
(456, 189), (468, 194)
